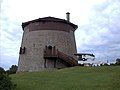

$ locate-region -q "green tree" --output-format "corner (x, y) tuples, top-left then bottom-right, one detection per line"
(0, 67), (16, 90)
(115, 58), (120, 65)
(6, 65), (18, 75)
(0, 67), (6, 74)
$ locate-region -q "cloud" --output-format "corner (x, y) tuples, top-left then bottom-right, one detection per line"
(76, 0), (120, 62)
(0, 14), (23, 70)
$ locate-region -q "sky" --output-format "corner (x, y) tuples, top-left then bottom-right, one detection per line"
(0, 0), (120, 70)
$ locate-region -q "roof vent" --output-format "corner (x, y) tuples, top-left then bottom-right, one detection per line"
(66, 12), (70, 22)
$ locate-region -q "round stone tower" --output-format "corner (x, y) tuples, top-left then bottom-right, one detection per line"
(17, 13), (78, 72)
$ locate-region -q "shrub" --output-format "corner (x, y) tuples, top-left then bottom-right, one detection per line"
(103, 63), (109, 66)
(0, 67), (16, 90)
(6, 65), (18, 75)
(116, 58), (120, 66)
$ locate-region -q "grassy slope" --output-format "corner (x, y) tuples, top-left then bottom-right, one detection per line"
(11, 66), (120, 90)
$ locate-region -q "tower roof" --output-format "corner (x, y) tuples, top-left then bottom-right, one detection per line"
(22, 17), (78, 30)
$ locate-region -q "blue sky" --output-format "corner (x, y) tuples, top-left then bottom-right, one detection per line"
(0, 0), (120, 70)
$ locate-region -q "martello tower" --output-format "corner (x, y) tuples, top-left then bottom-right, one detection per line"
(17, 13), (78, 72)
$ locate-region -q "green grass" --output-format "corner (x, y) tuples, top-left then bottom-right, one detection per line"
(11, 66), (120, 90)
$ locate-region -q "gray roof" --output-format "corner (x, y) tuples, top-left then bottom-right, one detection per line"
(22, 17), (78, 30)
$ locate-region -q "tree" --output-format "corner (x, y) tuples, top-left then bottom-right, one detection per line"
(6, 65), (18, 75)
(115, 58), (120, 65)
(0, 67), (16, 90)
(0, 67), (6, 74)
(116, 58), (120, 63)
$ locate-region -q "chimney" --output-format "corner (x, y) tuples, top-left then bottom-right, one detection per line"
(66, 12), (70, 22)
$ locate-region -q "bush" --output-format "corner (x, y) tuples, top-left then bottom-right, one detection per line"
(6, 65), (18, 75)
(115, 58), (120, 66)
(110, 63), (116, 66)
(103, 63), (109, 66)
(0, 67), (6, 74)
(0, 67), (16, 90)
(115, 62), (120, 66)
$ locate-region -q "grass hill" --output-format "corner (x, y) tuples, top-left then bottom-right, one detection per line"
(11, 66), (120, 90)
